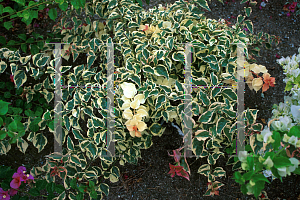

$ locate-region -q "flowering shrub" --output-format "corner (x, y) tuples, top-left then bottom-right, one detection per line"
(0, 0), (281, 199)
(234, 47), (300, 198)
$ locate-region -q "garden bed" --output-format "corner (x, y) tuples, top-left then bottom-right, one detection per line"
(0, 0), (300, 199)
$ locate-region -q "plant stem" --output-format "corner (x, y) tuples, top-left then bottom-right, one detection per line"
(6, 114), (29, 118)
(274, 144), (290, 157)
(0, 0), (52, 21)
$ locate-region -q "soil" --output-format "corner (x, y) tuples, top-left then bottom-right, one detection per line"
(0, 0), (300, 199)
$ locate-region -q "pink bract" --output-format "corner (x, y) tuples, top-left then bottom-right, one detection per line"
(20, 173), (34, 183)
(8, 189), (17, 197)
(10, 173), (22, 189)
(16, 166), (26, 175)
(0, 188), (10, 200)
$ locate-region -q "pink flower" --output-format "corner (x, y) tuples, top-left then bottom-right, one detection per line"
(0, 188), (10, 200)
(289, 2), (297, 10)
(10, 173), (22, 189)
(8, 189), (18, 197)
(20, 173), (34, 184)
(259, 5), (262, 9)
(243, 28), (248, 31)
(276, 54), (280, 59)
(287, 12), (291, 17)
(15, 166), (34, 184)
(16, 166), (26, 175)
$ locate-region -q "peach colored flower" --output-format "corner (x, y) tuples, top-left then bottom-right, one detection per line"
(252, 77), (263, 92)
(262, 72), (276, 92)
(125, 118), (147, 137)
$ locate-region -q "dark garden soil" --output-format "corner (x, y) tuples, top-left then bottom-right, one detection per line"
(1, 0), (300, 199)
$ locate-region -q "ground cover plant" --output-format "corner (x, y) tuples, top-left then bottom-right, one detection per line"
(0, 0), (300, 199)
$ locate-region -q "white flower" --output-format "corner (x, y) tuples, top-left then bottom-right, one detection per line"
(283, 134), (291, 143)
(288, 157), (299, 173)
(277, 57), (286, 65)
(130, 98), (141, 109)
(246, 183), (254, 195)
(260, 127), (273, 143)
(292, 68), (300, 78)
(134, 94), (146, 104)
(263, 169), (273, 178)
(123, 108), (133, 120)
(288, 135), (298, 147)
(120, 82), (137, 99)
(277, 167), (287, 177)
(291, 105), (300, 120)
(241, 162), (249, 170)
(238, 151), (248, 163)
(263, 156), (274, 170)
(296, 140), (300, 148)
(272, 116), (293, 132)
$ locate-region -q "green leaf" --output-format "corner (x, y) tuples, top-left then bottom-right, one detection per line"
(99, 183), (109, 196)
(149, 123), (162, 136)
(172, 51), (185, 63)
(242, 170), (254, 181)
(32, 133), (47, 153)
(35, 179), (48, 191)
(0, 36), (6, 44)
(90, 190), (97, 199)
(35, 106), (44, 117)
(29, 122), (39, 132)
(244, 20), (253, 34)
(251, 173), (270, 184)
(70, 178), (77, 189)
(198, 110), (214, 124)
(4, 91), (11, 98)
(26, 38), (34, 43)
(244, 7), (252, 17)
(196, 0), (211, 12)
(48, 8), (57, 21)
(272, 131), (281, 150)
(46, 182), (56, 194)
(55, 184), (65, 194)
(288, 126), (300, 138)
(29, 188), (40, 196)
(76, 192), (83, 200)
(155, 95), (166, 110)
(4, 21), (13, 30)
(58, 2), (68, 11)
(135, 0), (143, 7)
(30, 44), (39, 55)
(67, 136), (74, 151)
(221, 88), (237, 101)
(154, 65), (169, 80)
(273, 156), (293, 168)
(22, 10), (30, 20)
(8, 120), (24, 132)
(253, 180), (265, 199)
(3, 6), (14, 13)
(0, 130), (6, 140)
